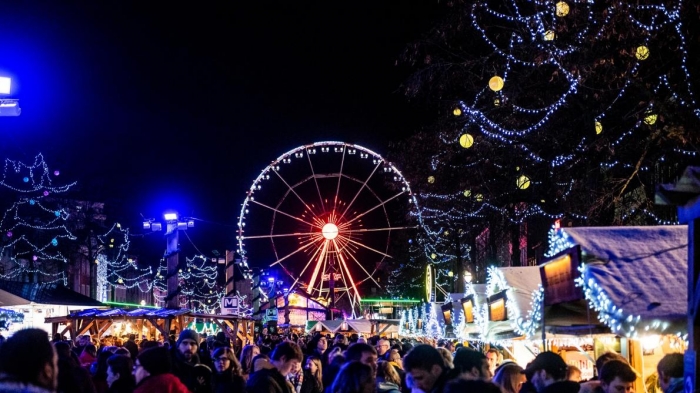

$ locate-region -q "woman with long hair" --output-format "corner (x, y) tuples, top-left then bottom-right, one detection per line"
(376, 361), (401, 393)
(492, 363), (526, 393)
(106, 354), (135, 393)
(330, 361), (375, 393)
(211, 347), (246, 393)
(239, 344), (260, 380)
(301, 356), (323, 393)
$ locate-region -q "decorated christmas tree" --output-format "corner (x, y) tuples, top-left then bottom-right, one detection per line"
(153, 254), (225, 313)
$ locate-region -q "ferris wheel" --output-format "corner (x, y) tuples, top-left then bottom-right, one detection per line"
(237, 141), (419, 317)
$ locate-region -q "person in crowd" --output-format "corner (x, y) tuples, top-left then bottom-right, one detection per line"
(301, 356), (323, 393)
(133, 346), (189, 393)
(170, 329), (212, 393)
(74, 335), (92, 358)
(598, 360), (636, 393)
(345, 343), (378, 375)
(211, 347), (246, 393)
(105, 354), (135, 393)
(485, 348), (501, 377)
(247, 341), (304, 393)
(521, 351), (579, 393)
(444, 378), (501, 393)
(288, 360), (304, 393)
(376, 339), (392, 361)
(241, 344), (262, 380)
(657, 353), (683, 393)
(80, 344), (98, 368)
(579, 352), (628, 393)
(567, 365), (582, 382)
(92, 350), (115, 393)
(376, 361), (401, 393)
(451, 348), (491, 381)
(402, 344), (449, 393)
(492, 362), (526, 393)
(388, 349), (403, 370)
(0, 328), (58, 393)
(435, 348), (453, 369)
(123, 334), (139, 361)
(323, 352), (345, 392)
(330, 362), (375, 393)
(55, 341), (97, 393)
(311, 336), (328, 361)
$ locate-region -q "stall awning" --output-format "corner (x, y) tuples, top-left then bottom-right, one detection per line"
(0, 280), (104, 307)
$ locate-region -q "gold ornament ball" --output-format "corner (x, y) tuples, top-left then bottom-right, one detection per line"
(489, 76), (504, 92)
(636, 45), (650, 60)
(463, 190), (472, 197)
(494, 98), (501, 107)
(555, 1), (570, 17)
(517, 175), (531, 190)
(427, 176), (436, 184)
(544, 30), (556, 41)
(453, 107), (462, 116)
(475, 193), (484, 202)
(644, 111), (657, 125)
(431, 253), (437, 259)
(595, 121), (603, 134)
(459, 133), (474, 148)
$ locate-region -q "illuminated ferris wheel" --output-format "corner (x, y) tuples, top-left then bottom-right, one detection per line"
(237, 141), (419, 316)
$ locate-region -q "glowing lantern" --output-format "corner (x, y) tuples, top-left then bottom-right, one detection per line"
(459, 133), (474, 148)
(517, 175), (531, 190)
(463, 190), (472, 197)
(475, 194), (484, 202)
(544, 30), (556, 41)
(555, 1), (570, 16)
(453, 107), (462, 116)
(431, 253), (437, 259)
(427, 176), (436, 184)
(595, 121), (603, 134)
(489, 76), (504, 92)
(644, 111), (657, 125)
(636, 45), (650, 60)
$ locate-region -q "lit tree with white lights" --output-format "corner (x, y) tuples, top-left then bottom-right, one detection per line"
(154, 254), (225, 313)
(394, 0), (700, 272)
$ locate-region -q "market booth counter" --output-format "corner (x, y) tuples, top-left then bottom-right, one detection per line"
(536, 225), (688, 391)
(46, 307), (255, 344)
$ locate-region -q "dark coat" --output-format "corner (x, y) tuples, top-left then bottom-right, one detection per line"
(541, 380), (580, 393)
(134, 373), (189, 393)
(212, 369), (246, 393)
(171, 349), (212, 393)
(247, 368), (294, 393)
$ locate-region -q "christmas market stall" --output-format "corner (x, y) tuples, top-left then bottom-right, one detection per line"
(453, 284), (488, 343)
(532, 225), (688, 390)
(0, 280), (105, 335)
(45, 306), (255, 344)
(258, 291), (328, 334)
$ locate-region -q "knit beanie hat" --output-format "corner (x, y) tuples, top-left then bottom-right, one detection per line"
(177, 329), (200, 347)
(137, 346), (172, 376)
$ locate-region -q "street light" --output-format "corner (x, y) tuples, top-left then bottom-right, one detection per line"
(143, 212), (194, 309)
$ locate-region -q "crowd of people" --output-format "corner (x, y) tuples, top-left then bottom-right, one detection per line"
(0, 327), (685, 393)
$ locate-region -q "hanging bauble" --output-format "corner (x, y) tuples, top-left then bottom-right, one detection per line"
(22, 177), (29, 183)
(644, 111), (657, 125)
(453, 107), (462, 116)
(494, 98), (501, 107)
(544, 30), (556, 41)
(118, 278), (123, 284)
(517, 175), (531, 190)
(5, 231), (11, 238)
(489, 76), (504, 92)
(51, 238), (58, 246)
(430, 253), (437, 259)
(555, 1), (570, 16)
(53, 170), (60, 176)
(444, 230), (450, 236)
(475, 194), (484, 202)
(463, 190), (472, 197)
(427, 176), (436, 184)
(54, 211), (60, 217)
(595, 121), (603, 134)
(459, 133), (474, 148)
(29, 199), (35, 205)
(32, 255), (37, 261)
(635, 45), (650, 60)
(43, 191), (49, 196)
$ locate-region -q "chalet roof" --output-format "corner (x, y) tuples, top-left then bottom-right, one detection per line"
(0, 280), (103, 307)
(561, 226), (688, 335)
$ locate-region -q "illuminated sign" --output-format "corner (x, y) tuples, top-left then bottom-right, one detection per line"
(460, 296), (474, 323)
(426, 265), (434, 302)
(488, 291), (508, 321)
(540, 245), (583, 306)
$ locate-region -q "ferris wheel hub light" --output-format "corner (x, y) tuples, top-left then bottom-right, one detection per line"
(322, 223), (339, 240)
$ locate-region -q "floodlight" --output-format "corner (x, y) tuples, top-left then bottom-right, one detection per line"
(177, 221), (188, 230)
(0, 99), (20, 117)
(187, 219), (195, 228)
(151, 222), (162, 231)
(0, 77), (11, 95)
(267, 277), (275, 282)
(143, 221), (151, 230)
(164, 212), (178, 221)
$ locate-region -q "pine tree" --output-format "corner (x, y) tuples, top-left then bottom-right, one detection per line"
(425, 302), (442, 338)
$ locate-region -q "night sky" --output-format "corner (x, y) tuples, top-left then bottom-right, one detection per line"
(0, 2), (443, 258)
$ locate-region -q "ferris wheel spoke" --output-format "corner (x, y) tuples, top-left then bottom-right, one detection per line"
(342, 190), (406, 227)
(269, 240), (318, 267)
(288, 242), (325, 295)
(336, 250), (362, 309)
(335, 239), (382, 288)
(338, 160), (382, 222)
(342, 237), (393, 259)
(250, 199), (319, 228)
(334, 148), (347, 211)
(243, 231), (320, 240)
(270, 168), (324, 222)
(343, 225), (417, 234)
(305, 151), (326, 213)
(306, 240), (329, 296)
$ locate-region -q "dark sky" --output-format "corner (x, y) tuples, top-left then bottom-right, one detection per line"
(0, 2), (442, 257)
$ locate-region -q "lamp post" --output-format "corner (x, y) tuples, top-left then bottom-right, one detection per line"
(144, 212), (194, 309)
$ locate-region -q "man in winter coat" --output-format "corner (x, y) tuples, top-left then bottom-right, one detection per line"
(247, 341), (304, 393)
(171, 329), (212, 393)
(0, 328), (58, 393)
(521, 352), (580, 393)
(657, 353), (683, 393)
